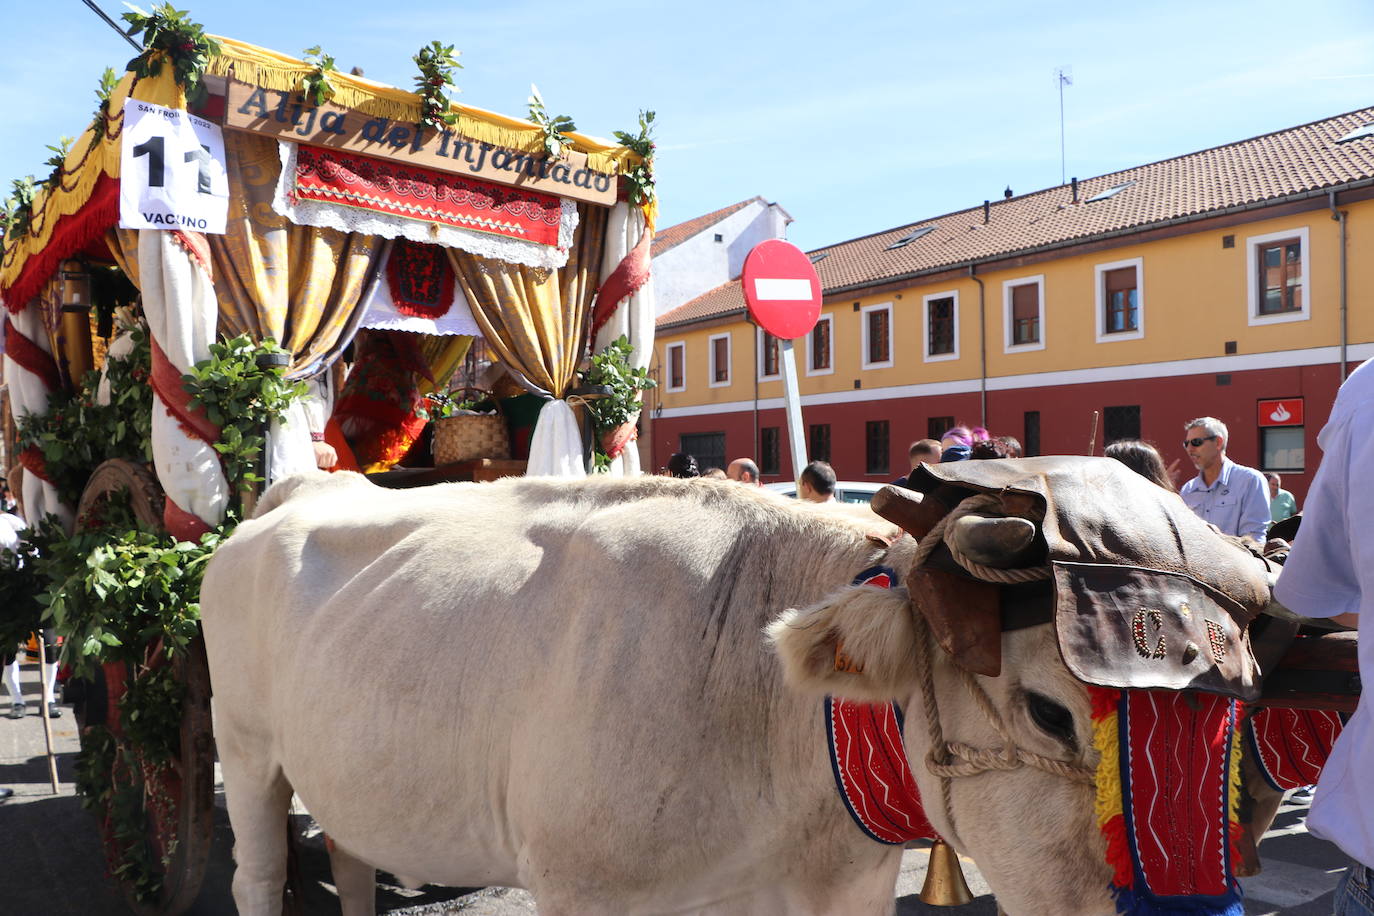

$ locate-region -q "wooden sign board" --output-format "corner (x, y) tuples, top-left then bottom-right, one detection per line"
(223, 79), (616, 206)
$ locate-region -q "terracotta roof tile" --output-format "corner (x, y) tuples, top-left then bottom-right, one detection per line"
(661, 108), (1374, 328)
(657, 279), (745, 330)
(651, 197), (765, 256)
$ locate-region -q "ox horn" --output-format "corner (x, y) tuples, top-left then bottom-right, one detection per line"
(947, 514), (1037, 568)
(919, 838), (974, 906)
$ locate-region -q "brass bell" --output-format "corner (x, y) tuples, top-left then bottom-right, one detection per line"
(918, 838), (975, 906)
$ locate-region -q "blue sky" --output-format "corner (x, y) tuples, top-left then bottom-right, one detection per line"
(3, 0), (1373, 253)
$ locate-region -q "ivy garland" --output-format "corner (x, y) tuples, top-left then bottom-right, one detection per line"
(300, 45), (339, 107)
(527, 85), (577, 159)
(583, 334), (656, 472)
(613, 110), (657, 207)
(121, 3), (222, 107)
(15, 328), (305, 902)
(17, 324), (155, 506)
(1, 175), (37, 245)
(181, 334), (308, 493)
(412, 41), (462, 132)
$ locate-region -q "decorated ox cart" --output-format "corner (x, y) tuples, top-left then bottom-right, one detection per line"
(0, 7), (654, 912)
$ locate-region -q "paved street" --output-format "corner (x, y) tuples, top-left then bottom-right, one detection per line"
(0, 658), (1353, 914)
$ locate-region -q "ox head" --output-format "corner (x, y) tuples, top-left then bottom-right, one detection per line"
(771, 457), (1278, 916)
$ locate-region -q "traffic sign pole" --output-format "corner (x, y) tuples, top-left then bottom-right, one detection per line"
(741, 239), (823, 487)
(779, 339), (807, 484)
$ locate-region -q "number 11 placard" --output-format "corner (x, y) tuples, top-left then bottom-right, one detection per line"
(119, 99), (229, 234)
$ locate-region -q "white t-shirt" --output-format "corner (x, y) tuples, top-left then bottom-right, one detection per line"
(1273, 358), (1373, 867)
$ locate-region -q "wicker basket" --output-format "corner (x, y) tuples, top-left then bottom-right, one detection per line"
(432, 388), (511, 466)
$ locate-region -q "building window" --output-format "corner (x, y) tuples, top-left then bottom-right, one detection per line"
(760, 426), (781, 476)
(927, 416), (954, 441)
(680, 432), (725, 473)
(666, 342), (686, 392)
(758, 329), (781, 380)
(923, 291), (959, 361)
(1248, 228), (1310, 326)
(1258, 240), (1302, 314)
(1094, 258), (1144, 342)
(1003, 276), (1045, 352)
(708, 333), (731, 387)
(1024, 411), (1041, 457)
(809, 423), (831, 463)
(861, 303), (893, 369)
(807, 315), (833, 375)
(1103, 405), (1141, 444)
(1261, 426), (1304, 472)
(866, 420), (890, 475)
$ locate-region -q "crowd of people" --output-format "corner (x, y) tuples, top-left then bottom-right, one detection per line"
(661, 418), (1305, 536)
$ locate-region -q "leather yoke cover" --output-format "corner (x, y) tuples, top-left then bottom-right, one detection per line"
(908, 457), (1273, 699)
(1054, 561), (1259, 700)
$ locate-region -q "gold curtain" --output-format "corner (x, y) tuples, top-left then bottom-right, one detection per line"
(418, 335), (473, 394)
(105, 228), (141, 289)
(445, 204), (607, 398)
(208, 131), (383, 377)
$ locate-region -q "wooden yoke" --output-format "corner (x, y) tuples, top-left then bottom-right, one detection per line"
(1255, 631), (1360, 713)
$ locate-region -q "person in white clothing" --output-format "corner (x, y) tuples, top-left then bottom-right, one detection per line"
(1273, 359), (1372, 914)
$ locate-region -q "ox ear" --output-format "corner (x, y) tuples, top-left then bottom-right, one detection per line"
(908, 567), (1003, 677)
(767, 584), (921, 703)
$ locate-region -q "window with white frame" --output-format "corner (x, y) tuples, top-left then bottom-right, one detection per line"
(923, 290), (959, 361)
(861, 302), (893, 369)
(1094, 257), (1144, 342)
(807, 314), (834, 376)
(757, 328), (781, 380)
(1002, 275), (1045, 352)
(708, 333), (731, 387)
(1248, 227), (1310, 326)
(665, 342), (686, 392)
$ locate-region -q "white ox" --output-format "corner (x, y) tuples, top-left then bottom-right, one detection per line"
(204, 470), (1215, 915)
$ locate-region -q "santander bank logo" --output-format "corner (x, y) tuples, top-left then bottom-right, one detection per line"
(1269, 403), (1292, 423)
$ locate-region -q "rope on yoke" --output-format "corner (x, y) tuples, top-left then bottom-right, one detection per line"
(908, 493), (1095, 845)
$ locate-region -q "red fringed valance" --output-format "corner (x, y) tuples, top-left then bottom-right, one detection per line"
(293, 145), (565, 246)
(2, 173), (119, 314)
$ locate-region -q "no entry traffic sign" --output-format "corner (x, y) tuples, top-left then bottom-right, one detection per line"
(742, 239), (822, 341)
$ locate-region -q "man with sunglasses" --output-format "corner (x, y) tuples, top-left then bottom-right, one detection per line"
(1178, 416), (1270, 542)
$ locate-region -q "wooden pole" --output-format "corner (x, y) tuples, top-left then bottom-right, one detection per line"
(1087, 410), (1100, 456)
(35, 638), (59, 793)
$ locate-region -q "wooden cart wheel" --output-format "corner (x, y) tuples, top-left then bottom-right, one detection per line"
(73, 459), (215, 916)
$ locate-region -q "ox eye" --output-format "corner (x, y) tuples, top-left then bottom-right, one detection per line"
(1025, 691), (1077, 751)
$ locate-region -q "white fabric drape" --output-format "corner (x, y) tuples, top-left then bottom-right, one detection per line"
(4, 304), (72, 528)
(526, 399), (586, 477)
(593, 202), (655, 477)
(267, 374), (330, 482)
(138, 231), (229, 529)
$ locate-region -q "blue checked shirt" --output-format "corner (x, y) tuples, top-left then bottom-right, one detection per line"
(1179, 457), (1271, 541)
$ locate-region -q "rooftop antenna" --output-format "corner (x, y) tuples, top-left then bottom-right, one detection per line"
(1056, 66), (1073, 186)
(81, 0), (141, 51)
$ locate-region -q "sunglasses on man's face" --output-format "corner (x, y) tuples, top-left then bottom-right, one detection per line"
(1183, 436), (1218, 448)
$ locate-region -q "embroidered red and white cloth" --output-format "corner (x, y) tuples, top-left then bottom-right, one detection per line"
(1247, 707), (1343, 791)
(825, 565), (936, 846)
(1118, 689), (1241, 910)
(274, 142), (578, 270)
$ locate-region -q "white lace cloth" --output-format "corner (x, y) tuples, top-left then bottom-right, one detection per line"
(358, 242), (483, 337)
(273, 141), (577, 270)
